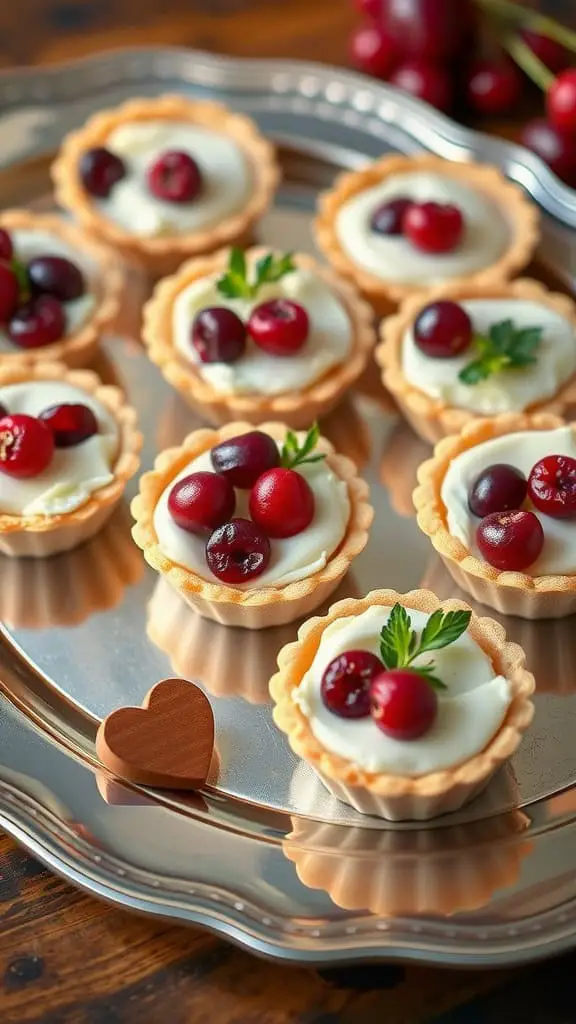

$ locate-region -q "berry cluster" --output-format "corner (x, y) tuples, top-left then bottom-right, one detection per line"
(80, 146), (203, 203)
(371, 197), (464, 254)
(0, 402), (99, 479)
(192, 299), (309, 365)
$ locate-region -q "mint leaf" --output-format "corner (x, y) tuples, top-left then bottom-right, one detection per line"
(459, 318), (543, 387)
(459, 360), (492, 385)
(280, 422), (325, 470)
(216, 247), (251, 300)
(254, 252), (295, 293)
(413, 665), (448, 691)
(380, 604), (414, 670)
(417, 609), (471, 657)
(378, 605), (471, 693)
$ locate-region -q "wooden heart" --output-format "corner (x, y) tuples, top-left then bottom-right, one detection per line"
(95, 678), (214, 790)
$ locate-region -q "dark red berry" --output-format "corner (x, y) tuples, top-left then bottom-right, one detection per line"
(0, 403), (7, 418)
(205, 517), (271, 583)
(390, 60), (452, 112)
(80, 147), (126, 198)
(349, 25), (395, 79)
(168, 472), (236, 535)
(370, 669), (438, 740)
(0, 413), (54, 478)
(248, 299), (309, 356)
(476, 510), (544, 571)
(547, 70), (576, 134)
(468, 464), (528, 518)
(466, 61), (521, 115)
(370, 197), (412, 236)
(353, 0), (382, 18)
(528, 454), (576, 519)
(0, 229), (13, 262)
(522, 30), (568, 73)
(413, 300), (472, 358)
(321, 650), (384, 719)
(191, 307), (246, 364)
(39, 403), (98, 447)
(210, 430), (279, 489)
(147, 151), (202, 203)
(28, 256), (84, 302)
(381, 0), (471, 61)
(8, 295), (65, 349)
(403, 201), (464, 254)
(520, 119), (576, 189)
(0, 264), (19, 323)
(249, 467), (314, 538)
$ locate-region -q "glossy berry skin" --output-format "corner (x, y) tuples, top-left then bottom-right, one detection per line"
(466, 61), (521, 116)
(8, 296), (65, 349)
(414, 301), (472, 359)
(0, 413), (54, 479)
(39, 403), (98, 448)
(249, 467), (314, 538)
(520, 119), (576, 189)
(0, 264), (20, 323)
(210, 430), (279, 489)
(547, 71), (576, 135)
(28, 256), (85, 302)
(205, 517), (271, 583)
(390, 61), (452, 112)
(476, 510), (544, 571)
(528, 455), (576, 519)
(370, 197), (412, 236)
(370, 669), (438, 740)
(321, 650), (384, 719)
(381, 0), (471, 61)
(0, 229), (13, 262)
(468, 463), (528, 518)
(168, 472), (236, 535)
(147, 151), (202, 203)
(349, 25), (395, 79)
(79, 147), (126, 198)
(522, 30), (567, 73)
(248, 299), (309, 356)
(191, 307), (246, 364)
(403, 201), (464, 254)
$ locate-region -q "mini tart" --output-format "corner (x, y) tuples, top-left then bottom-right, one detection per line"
(315, 153), (539, 315)
(377, 278), (576, 445)
(131, 421), (373, 630)
(52, 95), (280, 277)
(0, 210), (122, 368)
(142, 247), (375, 428)
(270, 588), (534, 821)
(0, 361), (142, 557)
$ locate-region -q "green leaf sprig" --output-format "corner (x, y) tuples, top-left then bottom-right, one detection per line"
(216, 248), (296, 301)
(280, 423), (326, 470)
(459, 319), (543, 387)
(379, 604), (472, 691)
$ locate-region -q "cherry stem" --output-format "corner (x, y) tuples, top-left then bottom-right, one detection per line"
(476, 0), (576, 56)
(502, 32), (555, 91)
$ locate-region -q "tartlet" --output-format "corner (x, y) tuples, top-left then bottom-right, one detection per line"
(52, 95), (280, 277)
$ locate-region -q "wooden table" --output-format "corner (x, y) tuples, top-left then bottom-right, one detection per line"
(1, 2), (576, 1022)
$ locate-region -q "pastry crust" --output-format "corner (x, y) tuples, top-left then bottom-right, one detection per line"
(141, 247), (376, 428)
(315, 154), (540, 314)
(52, 95), (280, 277)
(131, 421), (374, 629)
(270, 588), (534, 820)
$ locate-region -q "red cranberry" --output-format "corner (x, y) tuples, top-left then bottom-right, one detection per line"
(547, 70), (576, 135)
(168, 472), (236, 535)
(466, 61), (521, 115)
(353, 0), (382, 18)
(249, 467), (314, 539)
(205, 517), (271, 583)
(321, 650), (384, 719)
(248, 299), (309, 356)
(390, 60), (452, 112)
(468, 464), (528, 518)
(0, 229), (13, 262)
(413, 300), (472, 358)
(370, 197), (412, 236)
(349, 25), (395, 79)
(381, 0), (471, 61)
(147, 151), (202, 204)
(191, 307), (246, 364)
(8, 295), (65, 349)
(522, 30), (568, 73)
(210, 430), (279, 489)
(476, 510), (544, 571)
(0, 264), (19, 323)
(403, 201), (464, 254)
(80, 147), (126, 198)
(0, 413), (54, 479)
(520, 119), (576, 189)
(370, 669), (437, 740)
(28, 256), (84, 302)
(528, 455), (576, 519)
(39, 403), (98, 447)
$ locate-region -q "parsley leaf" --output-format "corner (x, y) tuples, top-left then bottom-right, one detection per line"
(378, 604), (472, 692)
(280, 422), (326, 470)
(216, 248), (296, 300)
(459, 319), (543, 386)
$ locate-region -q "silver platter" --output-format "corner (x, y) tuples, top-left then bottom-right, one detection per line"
(1, 48), (576, 967)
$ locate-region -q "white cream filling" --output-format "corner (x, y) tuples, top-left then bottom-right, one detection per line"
(95, 121), (252, 237)
(294, 605), (511, 777)
(0, 229), (97, 353)
(441, 425), (576, 576)
(403, 299), (576, 414)
(0, 382), (118, 516)
(334, 172), (509, 286)
(173, 267), (353, 397)
(153, 441), (351, 589)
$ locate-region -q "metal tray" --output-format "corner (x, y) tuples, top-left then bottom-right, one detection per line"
(2, 47), (576, 968)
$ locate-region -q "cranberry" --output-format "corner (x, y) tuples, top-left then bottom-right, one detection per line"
(370, 197), (412, 236)
(476, 510), (544, 572)
(0, 229), (13, 262)
(147, 151), (202, 204)
(468, 464), (528, 518)
(321, 650), (384, 719)
(210, 430), (279, 489)
(466, 61), (522, 115)
(249, 467), (314, 539)
(0, 413), (54, 479)
(520, 119), (576, 189)
(390, 61), (452, 112)
(39, 403), (98, 447)
(528, 455), (576, 519)
(522, 30), (568, 73)
(349, 25), (395, 79)
(403, 201), (464, 254)
(353, 0), (382, 18)
(413, 300), (472, 358)
(547, 70), (576, 135)
(80, 147), (126, 198)
(191, 307), (246, 364)
(0, 264), (19, 323)
(8, 295), (65, 349)
(370, 669), (437, 740)
(381, 0), (471, 61)
(248, 299), (309, 356)
(206, 517), (271, 584)
(28, 256), (84, 302)
(168, 472), (236, 535)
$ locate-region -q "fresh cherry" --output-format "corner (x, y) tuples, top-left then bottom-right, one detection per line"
(0, 229), (13, 262)
(28, 256), (85, 302)
(80, 147), (126, 198)
(147, 151), (202, 204)
(468, 464), (528, 518)
(370, 197), (412, 236)
(191, 307), (246, 364)
(414, 300), (472, 358)
(403, 201), (464, 254)
(205, 517), (271, 583)
(8, 295), (65, 349)
(476, 510), (544, 571)
(210, 430), (279, 489)
(466, 61), (521, 115)
(520, 119), (576, 189)
(390, 60), (452, 112)
(249, 467), (314, 539)
(321, 650), (384, 719)
(381, 0), (471, 61)
(370, 669), (437, 740)
(547, 70), (576, 135)
(248, 299), (309, 356)
(0, 413), (54, 479)
(0, 264), (20, 323)
(39, 403), (98, 447)
(528, 455), (576, 519)
(168, 472), (236, 535)
(522, 30), (568, 73)
(349, 24), (395, 79)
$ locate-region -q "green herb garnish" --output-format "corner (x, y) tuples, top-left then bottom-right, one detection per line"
(216, 248), (296, 301)
(11, 258), (29, 302)
(459, 319), (543, 386)
(280, 423), (326, 470)
(379, 604), (472, 691)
